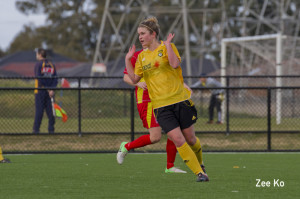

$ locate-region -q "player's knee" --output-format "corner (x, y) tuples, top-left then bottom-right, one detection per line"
(171, 137), (186, 147)
(183, 132), (197, 145)
(150, 133), (161, 143)
(185, 136), (196, 146)
(167, 133), (186, 147)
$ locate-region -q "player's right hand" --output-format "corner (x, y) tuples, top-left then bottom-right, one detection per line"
(126, 45), (136, 61)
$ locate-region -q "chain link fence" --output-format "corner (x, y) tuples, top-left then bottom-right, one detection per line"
(0, 76), (299, 153)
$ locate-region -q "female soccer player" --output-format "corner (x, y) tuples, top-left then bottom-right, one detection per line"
(117, 49), (187, 174)
(125, 17), (209, 182)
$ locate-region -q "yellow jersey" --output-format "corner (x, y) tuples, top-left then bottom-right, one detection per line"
(135, 41), (191, 109)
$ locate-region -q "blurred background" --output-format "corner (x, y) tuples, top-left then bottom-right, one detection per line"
(2, 0), (300, 77)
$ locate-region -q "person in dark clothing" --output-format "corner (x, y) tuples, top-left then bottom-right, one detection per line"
(192, 74), (224, 124)
(33, 48), (58, 134)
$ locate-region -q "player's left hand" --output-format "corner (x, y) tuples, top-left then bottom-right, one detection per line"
(163, 33), (175, 46)
(136, 82), (148, 90)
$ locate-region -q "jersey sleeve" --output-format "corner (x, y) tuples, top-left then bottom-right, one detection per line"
(34, 62), (42, 77)
(35, 62), (45, 87)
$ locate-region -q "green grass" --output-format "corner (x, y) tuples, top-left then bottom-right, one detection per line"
(1, 153), (299, 199)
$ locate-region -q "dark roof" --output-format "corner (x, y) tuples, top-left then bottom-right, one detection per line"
(0, 50), (76, 67)
(57, 58), (220, 77)
(57, 63), (92, 77)
(0, 69), (22, 77)
(57, 59), (126, 77)
(57, 56), (219, 77)
(0, 50), (79, 77)
(57, 62), (129, 88)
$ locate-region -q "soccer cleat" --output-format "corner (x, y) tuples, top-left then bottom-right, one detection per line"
(216, 121), (223, 124)
(0, 158), (11, 163)
(196, 172), (209, 182)
(201, 164), (207, 174)
(165, 167), (187, 174)
(117, 142), (128, 164)
(206, 120), (213, 124)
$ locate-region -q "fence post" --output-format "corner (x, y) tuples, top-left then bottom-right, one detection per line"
(226, 76), (230, 135)
(123, 91), (127, 116)
(130, 89), (135, 149)
(267, 88), (271, 151)
(78, 78), (82, 137)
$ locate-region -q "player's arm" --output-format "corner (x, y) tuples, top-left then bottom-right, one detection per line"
(123, 74), (136, 87)
(164, 33), (180, 69)
(124, 74), (148, 90)
(125, 45), (141, 84)
(184, 82), (193, 95)
(191, 80), (200, 88)
(36, 62), (46, 87)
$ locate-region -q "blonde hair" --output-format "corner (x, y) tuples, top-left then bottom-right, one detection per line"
(139, 16), (160, 38)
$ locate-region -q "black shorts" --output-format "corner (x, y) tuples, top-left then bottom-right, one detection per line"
(154, 99), (198, 133)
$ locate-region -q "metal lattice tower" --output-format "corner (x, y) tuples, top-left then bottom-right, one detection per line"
(92, 0), (300, 80)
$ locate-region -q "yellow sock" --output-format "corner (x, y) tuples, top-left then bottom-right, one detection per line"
(0, 146), (4, 161)
(177, 142), (203, 175)
(189, 137), (203, 165)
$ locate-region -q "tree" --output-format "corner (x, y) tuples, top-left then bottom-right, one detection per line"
(9, 0), (104, 61)
(8, 0), (300, 62)
(8, 25), (42, 53)
(0, 48), (6, 58)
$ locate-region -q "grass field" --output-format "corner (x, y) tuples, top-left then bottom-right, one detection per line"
(1, 132), (300, 152)
(1, 153), (299, 199)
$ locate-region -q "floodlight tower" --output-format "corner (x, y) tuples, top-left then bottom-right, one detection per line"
(92, 0), (300, 78)
(91, 0), (229, 83)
